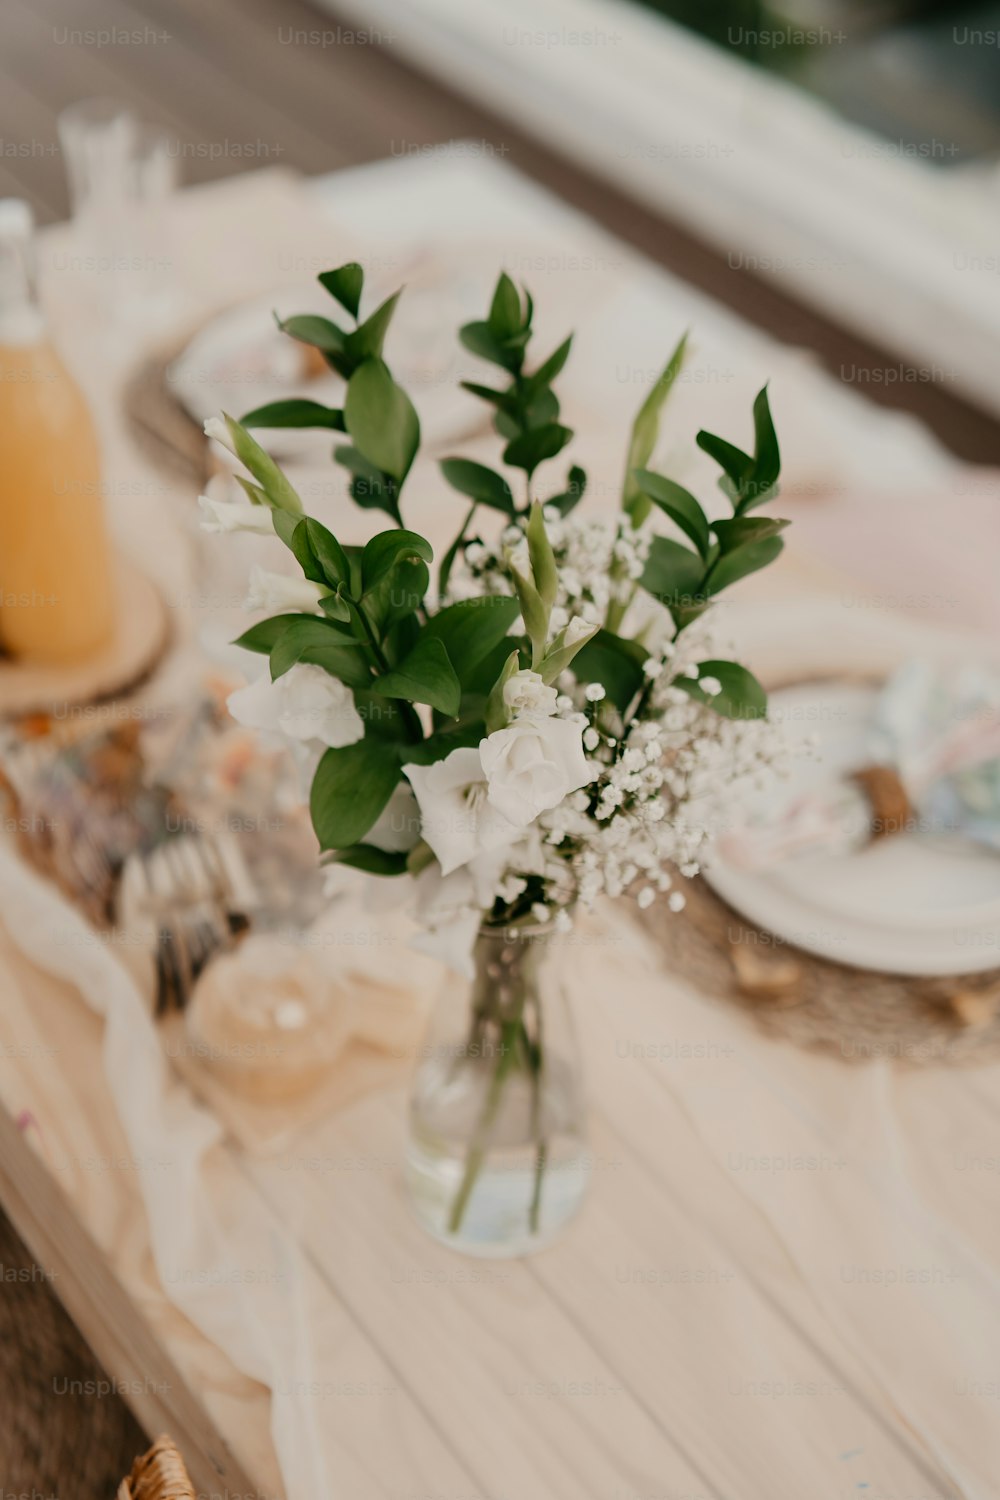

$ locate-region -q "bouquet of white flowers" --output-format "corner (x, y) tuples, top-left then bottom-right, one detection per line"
(202, 263), (789, 1251)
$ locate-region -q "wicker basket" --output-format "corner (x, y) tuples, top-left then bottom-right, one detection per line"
(117, 1436), (195, 1500)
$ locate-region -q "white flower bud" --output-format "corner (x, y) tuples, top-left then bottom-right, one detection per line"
(564, 616), (593, 647)
(203, 414), (236, 455)
(245, 566), (325, 614)
(199, 492), (274, 535)
(503, 669), (558, 720)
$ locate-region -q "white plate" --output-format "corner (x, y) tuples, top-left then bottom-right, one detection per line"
(168, 245), (531, 453)
(704, 681), (1000, 976)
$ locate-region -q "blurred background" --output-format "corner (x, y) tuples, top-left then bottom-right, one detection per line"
(644, 0), (1000, 158)
(1, 0), (999, 458)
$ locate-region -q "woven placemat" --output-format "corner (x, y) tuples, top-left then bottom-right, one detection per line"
(0, 556), (170, 721)
(637, 877), (1000, 1067)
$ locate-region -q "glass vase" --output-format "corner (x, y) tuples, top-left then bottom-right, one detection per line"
(404, 924), (589, 1257)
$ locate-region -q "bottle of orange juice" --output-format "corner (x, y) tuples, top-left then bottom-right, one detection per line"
(0, 198), (115, 664)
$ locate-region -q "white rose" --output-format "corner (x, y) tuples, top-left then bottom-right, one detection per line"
(479, 716), (592, 827)
(245, 566), (325, 614)
(228, 663), (364, 750)
(199, 492), (274, 535)
(403, 746), (520, 876)
(564, 615), (594, 647)
(503, 669), (557, 720)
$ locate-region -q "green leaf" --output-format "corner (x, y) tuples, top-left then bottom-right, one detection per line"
(233, 474), (270, 508)
(494, 386), (561, 442)
(231, 614), (302, 655)
(461, 637), (524, 699)
(310, 740), (401, 851)
(712, 516), (789, 553)
(623, 332), (688, 518)
(748, 385), (780, 508)
(537, 620), (599, 685)
(324, 843), (408, 876)
(572, 630), (647, 712)
(419, 596), (522, 684)
(460, 320), (522, 374)
(439, 458), (514, 516)
(673, 660), (767, 721)
(459, 380), (516, 414)
(352, 688), (409, 742)
(696, 387), (781, 514)
(633, 470), (711, 559)
(344, 359), (420, 484)
(268, 617), (370, 688)
(640, 535), (705, 611)
(276, 314), (345, 356)
(547, 464), (587, 517)
(374, 637), (461, 717)
(437, 504), (476, 601)
(286, 517), (349, 589)
(361, 529), (433, 594)
(269, 507), (300, 548)
(694, 430), (752, 499)
(503, 423), (572, 476)
(508, 559), (547, 663)
(402, 723), (485, 766)
(524, 335), (572, 396)
(333, 445), (400, 522)
(485, 648), (522, 733)
(240, 398), (344, 431)
(344, 290), (401, 366)
(384, 608), (421, 664)
(489, 273), (523, 340)
(287, 519), (327, 584)
(319, 590), (352, 624)
(318, 263), (364, 319)
(302, 517), (350, 588)
(224, 415), (303, 515)
(363, 558), (430, 636)
(705, 536), (784, 595)
(526, 501), (557, 610)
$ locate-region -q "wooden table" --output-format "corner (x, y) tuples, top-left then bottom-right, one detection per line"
(1, 155), (996, 1500)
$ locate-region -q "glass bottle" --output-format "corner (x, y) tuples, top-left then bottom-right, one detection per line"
(0, 198), (115, 663)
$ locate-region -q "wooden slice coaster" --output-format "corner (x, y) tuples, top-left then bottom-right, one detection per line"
(0, 555), (170, 720)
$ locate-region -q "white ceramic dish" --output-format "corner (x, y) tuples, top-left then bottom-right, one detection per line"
(167, 247), (502, 451)
(705, 681), (1000, 976)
